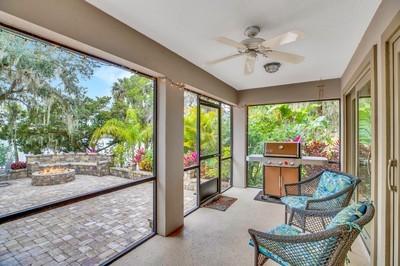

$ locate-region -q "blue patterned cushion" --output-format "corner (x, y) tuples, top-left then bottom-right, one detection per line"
(249, 224), (301, 265)
(281, 196), (310, 209)
(326, 203), (368, 230)
(313, 171), (352, 199)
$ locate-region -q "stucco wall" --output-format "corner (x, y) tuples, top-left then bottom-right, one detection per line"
(238, 78), (341, 106)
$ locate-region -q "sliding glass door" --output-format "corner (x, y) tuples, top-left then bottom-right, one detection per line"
(344, 48), (376, 253)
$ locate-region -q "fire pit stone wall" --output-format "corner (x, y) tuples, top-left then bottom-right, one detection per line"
(26, 153), (111, 177)
(31, 168), (75, 186)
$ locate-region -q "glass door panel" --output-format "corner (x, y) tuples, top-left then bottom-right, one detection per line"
(357, 80), (372, 250)
(221, 159), (232, 191)
(221, 103), (232, 191)
(200, 157), (219, 184)
(184, 168), (199, 214)
(357, 82), (372, 201)
(199, 103), (220, 202)
(199, 157), (219, 201)
(183, 91), (199, 214)
(200, 104), (219, 156)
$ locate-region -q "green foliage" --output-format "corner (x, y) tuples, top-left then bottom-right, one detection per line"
(200, 107), (218, 155)
(0, 29), (103, 158)
(247, 101), (340, 187)
(0, 143), (7, 166)
(358, 98), (372, 145)
(0, 29), (155, 171)
(138, 149), (153, 172)
(184, 106), (197, 154)
(91, 75), (154, 168)
(112, 144), (126, 167)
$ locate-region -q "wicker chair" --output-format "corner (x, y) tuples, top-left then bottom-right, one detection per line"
(248, 203), (375, 266)
(282, 170), (360, 225)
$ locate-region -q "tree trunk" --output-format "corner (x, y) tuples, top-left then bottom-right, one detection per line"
(13, 138), (19, 162)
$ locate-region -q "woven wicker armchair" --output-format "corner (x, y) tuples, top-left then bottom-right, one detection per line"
(248, 203), (375, 266)
(282, 170), (360, 225)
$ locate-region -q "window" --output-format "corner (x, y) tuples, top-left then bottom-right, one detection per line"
(247, 100), (340, 187)
(0, 27), (156, 264)
(183, 90), (233, 214)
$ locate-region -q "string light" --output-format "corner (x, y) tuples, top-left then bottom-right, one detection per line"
(160, 77), (185, 90)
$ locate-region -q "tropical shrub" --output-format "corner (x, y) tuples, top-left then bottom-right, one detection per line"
(133, 147), (146, 165)
(184, 151), (198, 168)
(247, 101), (340, 187)
(10, 161), (27, 170)
(139, 158), (153, 172)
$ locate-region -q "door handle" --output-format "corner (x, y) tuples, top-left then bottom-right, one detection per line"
(387, 159), (397, 192)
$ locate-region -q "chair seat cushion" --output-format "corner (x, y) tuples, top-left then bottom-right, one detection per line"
(249, 224), (301, 266)
(326, 203), (369, 230)
(281, 196), (310, 209)
(313, 171), (352, 199)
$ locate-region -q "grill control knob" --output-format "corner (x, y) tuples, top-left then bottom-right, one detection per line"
(278, 161), (283, 165)
(267, 160), (272, 164)
(289, 162), (295, 166)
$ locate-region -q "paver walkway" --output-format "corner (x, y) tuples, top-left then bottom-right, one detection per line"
(0, 182), (153, 265)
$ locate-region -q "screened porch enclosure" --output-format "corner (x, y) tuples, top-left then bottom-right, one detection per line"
(0, 26), (157, 265)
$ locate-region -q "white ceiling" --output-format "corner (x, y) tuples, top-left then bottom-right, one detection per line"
(87, 0), (380, 90)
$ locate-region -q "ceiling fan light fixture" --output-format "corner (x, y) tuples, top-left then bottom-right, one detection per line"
(264, 62), (281, 73)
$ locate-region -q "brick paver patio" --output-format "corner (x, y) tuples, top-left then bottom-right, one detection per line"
(0, 175), (201, 265)
(0, 175), (131, 215)
(0, 182), (154, 265)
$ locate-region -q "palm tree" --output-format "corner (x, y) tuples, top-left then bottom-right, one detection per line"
(90, 108), (141, 166)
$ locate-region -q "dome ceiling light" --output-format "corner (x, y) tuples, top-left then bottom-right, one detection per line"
(264, 62), (281, 73)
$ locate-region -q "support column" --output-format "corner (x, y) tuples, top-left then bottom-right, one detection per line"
(232, 106), (246, 188)
(157, 78), (184, 236)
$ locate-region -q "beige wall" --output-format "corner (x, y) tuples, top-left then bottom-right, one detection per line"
(0, 0), (237, 105)
(341, 0), (400, 90)
(340, 0), (400, 264)
(239, 79), (341, 106)
(232, 107), (247, 188)
(157, 79), (184, 236)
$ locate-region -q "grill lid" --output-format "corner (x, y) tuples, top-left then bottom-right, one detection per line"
(264, 142), (300, 158)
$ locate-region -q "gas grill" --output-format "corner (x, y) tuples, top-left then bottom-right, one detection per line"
(247, 142), (328, 198)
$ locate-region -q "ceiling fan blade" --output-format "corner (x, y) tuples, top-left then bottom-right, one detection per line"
(244, 52), (257, 75)
(206, 53), (243, 65)
(216, 37), (247, 50)
(262, 30), (304, 49)
(266, 50), (304, 64)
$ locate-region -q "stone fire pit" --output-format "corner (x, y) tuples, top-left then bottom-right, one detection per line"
(31, 168), (75, 186)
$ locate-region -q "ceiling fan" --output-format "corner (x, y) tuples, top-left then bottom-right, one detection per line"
(207, 26), (304, 75)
